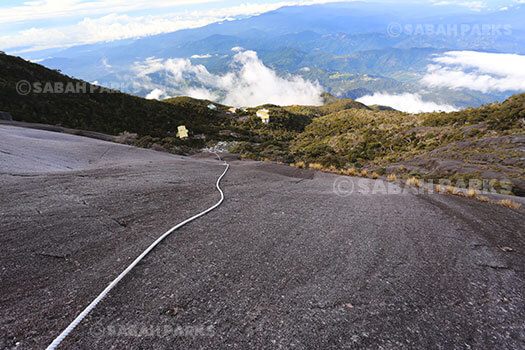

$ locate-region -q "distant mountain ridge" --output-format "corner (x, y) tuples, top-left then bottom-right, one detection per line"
(14, 2), (525, 109)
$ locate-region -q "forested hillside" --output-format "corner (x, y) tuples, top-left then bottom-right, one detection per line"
(0, 54), (227, 139)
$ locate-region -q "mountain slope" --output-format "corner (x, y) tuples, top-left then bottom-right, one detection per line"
(0, 53), (228, 139)
(289, 94), (525, 194)
(2, 125), (523, 349)
(231, 94), (524, 195)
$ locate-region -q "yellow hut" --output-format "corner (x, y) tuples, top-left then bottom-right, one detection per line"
(176, 125), (189, 139)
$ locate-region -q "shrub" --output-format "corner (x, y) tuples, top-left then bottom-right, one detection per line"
(371, 172), (379, 179)
(309, 163), (323, 170)
(115, 131), (138, 144)
(376, 167), (386, 176)
(407, 177), (421, 187)
(134, 135), (153, 148)
(478, 196), (490, 202)
(445, 186), (459, 195)
(347, 168), (356, 176)
(361, 170), (368, 177)
(466, 189), (478, 198)
(292, 161), (306, 168)
(498, 199), (522, 210)
(151, 143), (166, 152)
(386, 174), (397, 182)
(325, 165), (338, 173)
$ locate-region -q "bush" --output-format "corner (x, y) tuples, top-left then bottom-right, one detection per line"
(498, 199), (522, 210)
(115, 131), (138, 144)
(291, 161), (306, 168)
(386, 174), (397, 182)
(407, 177), (422, 187)
(309, 163), (323, 170)
(466, 189), (478, 198)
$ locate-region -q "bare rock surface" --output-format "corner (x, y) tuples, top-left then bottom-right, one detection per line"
(1, 125), (524, 349)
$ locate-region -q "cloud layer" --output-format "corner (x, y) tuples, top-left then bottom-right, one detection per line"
(357, 93), (458, 113)
(421, 51), (525, 93)
(134, 50), (324, 107)
(1, 1), (348, 52)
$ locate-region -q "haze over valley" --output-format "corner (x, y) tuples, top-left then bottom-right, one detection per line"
(8, 1), (525, 112)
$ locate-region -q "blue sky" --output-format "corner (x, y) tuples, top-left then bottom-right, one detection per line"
(0, 0), (521, 52)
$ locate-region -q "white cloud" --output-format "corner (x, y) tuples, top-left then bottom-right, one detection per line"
(1, 0), (352, 52)
(190, 54), (212, 59)
(0, 0), (222, 24)
(101, 57), (112, 68)
(357, 93), (458, 113)
(183, 87), (219, 101)
(431, 0), (486, 10)
(145, 88), (168, 100)
(132, 50), (323, 106)
(421, 51), (525, 93)
(457, 1), (486, 11)
(1, 13), (218, 51)
(219, 50), (323, 106)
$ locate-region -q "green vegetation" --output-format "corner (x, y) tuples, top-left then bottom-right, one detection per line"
(1, 53), (523, 194)
(0, 54), (229, 140)
(230, 94), (525, 195)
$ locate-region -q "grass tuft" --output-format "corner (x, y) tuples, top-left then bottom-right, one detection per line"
(291, 161), (306, 168)
(386, 174), (397, 182)
(466, 189), (478, 198)
(371, 172), (379, 179)
(406, 177), (421, 187)
(326, 165), (338, 173)
(445, 186), (459, 195)
(308, 163), (323, 170)
(497, 199), (522, 210)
